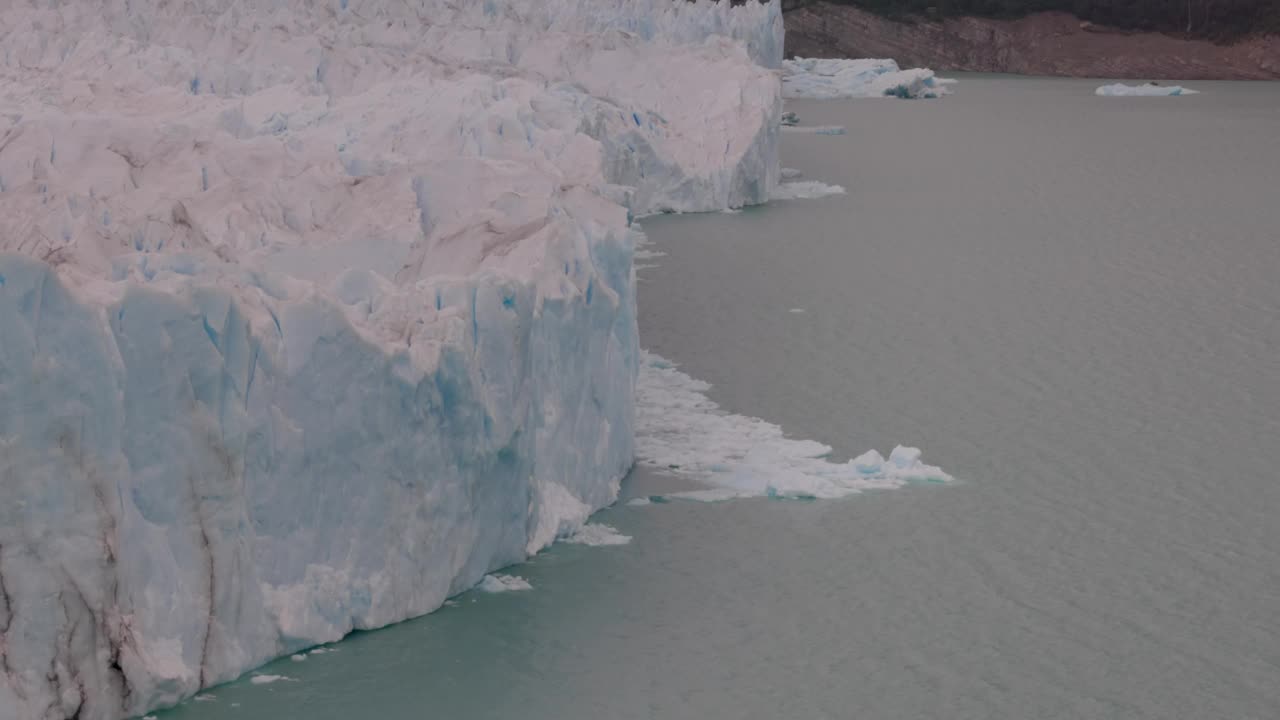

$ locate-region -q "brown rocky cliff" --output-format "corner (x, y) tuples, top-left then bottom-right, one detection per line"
(785, 3), (1280, 80)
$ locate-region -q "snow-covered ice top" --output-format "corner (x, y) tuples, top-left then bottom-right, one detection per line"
(1095, 83), (1200, 97)
(783, 58), (956, 99)
(0, 2), (783, 719)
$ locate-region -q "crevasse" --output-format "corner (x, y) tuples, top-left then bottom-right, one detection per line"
(0, 1), (783, 718)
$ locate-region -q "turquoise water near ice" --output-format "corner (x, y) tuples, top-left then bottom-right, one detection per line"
(157, 75), (1280, 720)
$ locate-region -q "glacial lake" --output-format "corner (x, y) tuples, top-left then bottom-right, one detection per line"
(158, 74), (1280, 720)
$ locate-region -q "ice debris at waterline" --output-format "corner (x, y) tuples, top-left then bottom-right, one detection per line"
(1095, 83), (1200, 97)
(783, 58), (956, 99)
(478, 575), (535, 593)
(565, 523), (633, 546)
(248, 675), (294, 686)
(635, 352), (952, 500)
(0, 1), (785, 718)
(781, 125), (848, 135)
(771, 181), (847, 201)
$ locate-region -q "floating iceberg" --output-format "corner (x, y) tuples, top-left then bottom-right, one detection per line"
(782, 58), (956, 99)
(1095, 83), (1200, 97)
(634, 352), (951, 500)
(0, 1), (783, 718)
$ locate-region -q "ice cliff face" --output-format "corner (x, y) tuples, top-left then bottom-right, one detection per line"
(0, 2), (782, 718)
(782, 58), (954, 99)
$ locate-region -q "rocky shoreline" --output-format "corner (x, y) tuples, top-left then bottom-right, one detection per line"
(786, 3), (1280, 80)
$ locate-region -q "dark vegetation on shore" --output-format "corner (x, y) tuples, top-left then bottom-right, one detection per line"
(816, 0), (1280, 40)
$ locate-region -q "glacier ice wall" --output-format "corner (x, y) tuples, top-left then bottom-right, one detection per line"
(0, 1), (782, 718)
(783, 57), (956, 99)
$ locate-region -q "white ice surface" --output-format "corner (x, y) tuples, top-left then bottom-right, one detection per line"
(783, 58), (955, 99)
(635, 352), (952, 501)
(1095, 83), (1200, 96)
(0, 1), (784, 718)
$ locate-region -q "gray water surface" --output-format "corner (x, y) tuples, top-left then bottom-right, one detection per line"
(161, 75), (1280, 720)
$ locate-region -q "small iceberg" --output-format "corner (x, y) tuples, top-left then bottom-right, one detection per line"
(1095, 83), (1199, 97)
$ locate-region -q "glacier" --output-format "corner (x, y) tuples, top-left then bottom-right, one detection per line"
(783, 57), (956, 99)
(1095, 83), (1200, 97)
(0, 1), (783, 718)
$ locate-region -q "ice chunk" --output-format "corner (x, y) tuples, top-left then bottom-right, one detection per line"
(249, 675), (294, 686)
(889, 445), (923, 468)
(771, 181), (847, 201)
(565, 523), (633, 546)
(289, 654), (307, 662)
(477, 574), (534, 593)
(783, 58), (955, 99)
(1095, 83), (1200, 96)
(780, 168), (804, 180)
(635, 351), (952, 500)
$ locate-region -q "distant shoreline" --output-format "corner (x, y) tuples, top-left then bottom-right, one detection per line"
(785, 4), (1280, 81)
